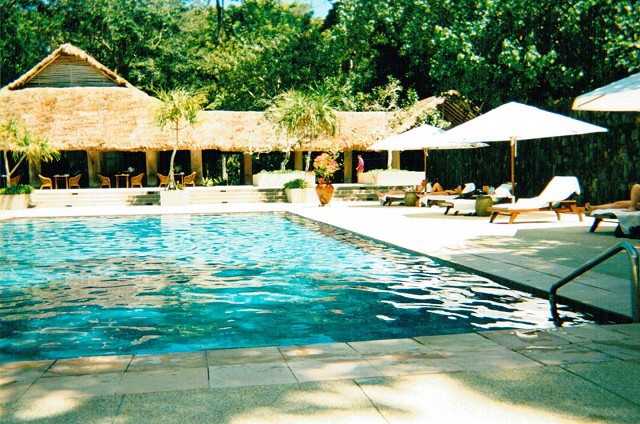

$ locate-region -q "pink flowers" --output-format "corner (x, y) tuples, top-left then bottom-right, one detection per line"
(313, 152), (340, 182)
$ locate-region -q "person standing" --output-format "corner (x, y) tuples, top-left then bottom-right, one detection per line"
(356, 155), (365, 175)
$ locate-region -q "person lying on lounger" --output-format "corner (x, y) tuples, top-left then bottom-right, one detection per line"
(586, 183), (640, 212)
(423, 182), (463, 196)
(377, 180), (463, 206)
(376, 179), (429, 200)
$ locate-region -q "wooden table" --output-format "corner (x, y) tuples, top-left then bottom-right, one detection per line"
(115, 174), (130, 188)
(53, 174), (69, 189)
(174, 172), (184, 186)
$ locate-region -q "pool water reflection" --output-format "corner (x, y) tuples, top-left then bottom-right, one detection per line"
(0, 213), (593, 363)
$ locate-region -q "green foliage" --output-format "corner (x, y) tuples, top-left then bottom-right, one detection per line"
(154, 87), (206, 189)
(0, 184), (34, 195)
(283, 178), (309, 189)
(0, 118), (60, 187)
(265, 83), (341, 170)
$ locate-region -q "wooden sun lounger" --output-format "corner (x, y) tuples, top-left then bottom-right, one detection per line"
(488, 200), (584, 224)
(486, 176), (583, 224)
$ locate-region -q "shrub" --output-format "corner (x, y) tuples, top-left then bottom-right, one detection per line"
(0, 184), (34, 195)
(283, 178), (309, 189)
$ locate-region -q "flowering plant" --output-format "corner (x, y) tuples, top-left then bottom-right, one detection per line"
(313, 152), (340, 182)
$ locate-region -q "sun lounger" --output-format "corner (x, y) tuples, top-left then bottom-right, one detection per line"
(443, 184), (514, 215)
(378, 182), (432, 206)
(589, 209), (640, 237)
(419, 183), (475, 207)
(487, 176), (583, 224)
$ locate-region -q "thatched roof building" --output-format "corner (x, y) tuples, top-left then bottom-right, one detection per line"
(0, 44), (400, 153)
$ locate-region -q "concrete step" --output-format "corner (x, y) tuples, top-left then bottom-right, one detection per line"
(29, 184), (405, 208)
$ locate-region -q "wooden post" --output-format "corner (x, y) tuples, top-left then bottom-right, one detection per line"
(190, 149), (203, 185)
(392, 151), (401, 169)
(86, 150), (101, 187)
(243, 152), (253, 185)
(343, 150), (353, 183)
(294, 151), (303, 171)
(145, 150), (159, 187)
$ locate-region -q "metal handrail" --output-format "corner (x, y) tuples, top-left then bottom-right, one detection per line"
(549, 241), (640, 325)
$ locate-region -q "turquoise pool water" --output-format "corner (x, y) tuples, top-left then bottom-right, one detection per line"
(0, 213), (591, 362)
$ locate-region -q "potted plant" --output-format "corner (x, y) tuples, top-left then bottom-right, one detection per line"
(283, 178), (316, 203)
(0, 184), (34, 210)
(313, 152), (340, 206)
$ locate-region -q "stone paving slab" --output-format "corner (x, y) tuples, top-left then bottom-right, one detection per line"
(21, 372), (123, 400)
(209, 363), (297, 388)
(117, 367), (209, 395)
(46, 355), (132, 376)
(356, 366), (640, 424)
(127, 351), (207, 372)
(563, 360), (640, 405)
(1, 395), (122, 424)
(116, 382), (389, 424)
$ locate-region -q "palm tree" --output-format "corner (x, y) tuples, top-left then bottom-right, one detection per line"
(154, 88), (206, 189)
(1, 118), (60, 187)
(266, 85), (342, 172)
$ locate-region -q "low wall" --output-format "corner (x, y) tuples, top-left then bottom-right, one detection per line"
(252, 172), (316, 188)
(357, 171), (424, 186)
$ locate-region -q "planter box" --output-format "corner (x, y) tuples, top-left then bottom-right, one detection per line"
(160, 189), (189, 206)
(0, 194), (31, 210)
(357, 170), (424, 186)
(285, 187), (317, 203)
(253, 172), (315, 188)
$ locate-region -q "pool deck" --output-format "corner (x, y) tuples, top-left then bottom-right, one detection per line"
(1, 201), (639, 423)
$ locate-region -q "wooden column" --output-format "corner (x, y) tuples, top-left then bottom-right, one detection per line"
(294, 151), (303, 171)
(243, 152), (253, 185)
(190, 149), (203, 185)
(392, 151), (401, 169)
(343, 150), (353, 183)
(86, 150), (101, 188)
(145, 150), (159, 187)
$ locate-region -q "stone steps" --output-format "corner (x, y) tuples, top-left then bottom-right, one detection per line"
(29, 184), (401, 208)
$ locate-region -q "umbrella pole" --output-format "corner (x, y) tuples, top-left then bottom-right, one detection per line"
(510, 137), (517, 200)
(424, 149), (428, 182)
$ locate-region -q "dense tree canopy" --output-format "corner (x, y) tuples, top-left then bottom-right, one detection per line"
(2, 0), (636, 111)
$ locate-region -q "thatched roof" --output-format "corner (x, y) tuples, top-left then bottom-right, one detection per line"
(0, 86), (393, 152)
(0, 43), (466, 153)
(6, 44), (133, 89)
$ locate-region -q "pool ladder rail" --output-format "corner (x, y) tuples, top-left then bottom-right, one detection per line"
(549, 241), (640, 325)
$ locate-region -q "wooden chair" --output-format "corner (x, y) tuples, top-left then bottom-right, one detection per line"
(9, 175), (20, 185)
(130, 172), (145, 188)
(157, 173), (169, 188)
(38, 174), (53, 189)
(182, 172), (196, 187)
(68, 174), (82, 189)
(98, 174), (111, 188)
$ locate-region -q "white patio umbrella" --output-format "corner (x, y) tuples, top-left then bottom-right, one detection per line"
(368, 123), (486, 180)
(434, 102), (608, 192)
(572, 72), (640, 112)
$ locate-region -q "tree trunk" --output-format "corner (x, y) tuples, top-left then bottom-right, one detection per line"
(167, 122), (179, 190)
(280, 151), (290, 170)
(305, 150), (312, 172)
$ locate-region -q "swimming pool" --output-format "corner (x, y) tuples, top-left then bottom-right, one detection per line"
(0, 212), (592, 362)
